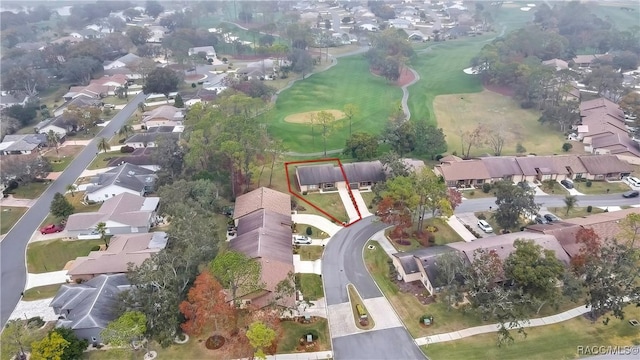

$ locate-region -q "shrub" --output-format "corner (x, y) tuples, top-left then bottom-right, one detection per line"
(191, 83), (196, 88)
(90, 245), (101, 251)
(118, 138), (126, 144)
(426, 232), (436, 244)
(587, 205), (593, 213)
(120, 145), (135, 153)
(586, 180), (592, 187)
(306, 226), (312, 236)
(302, 191), (308, 195)
(469, 190), (475, 196)
(482, 183), (492, 193)
(435, 154), (443, 161)
(477, 213), (486, 220)
(516, 142), (526, 153)
(562, 142), (573, 152)
(27, 316), (45, 328)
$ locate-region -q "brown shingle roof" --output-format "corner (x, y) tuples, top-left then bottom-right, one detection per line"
(578, 155), (632, 175)
(233, 187), (291, 220)
(435, 160), (491, 181)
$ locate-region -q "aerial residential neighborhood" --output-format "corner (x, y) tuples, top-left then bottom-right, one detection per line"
(0, 1), (639, 360)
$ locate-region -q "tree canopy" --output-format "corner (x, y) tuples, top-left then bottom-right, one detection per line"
(143, 67), (181, 95)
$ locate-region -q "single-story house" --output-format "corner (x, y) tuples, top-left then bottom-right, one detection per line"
(229, 209), (294, 309)
(124, 130), (180, 149)
(388, 18), (413, 29)
(188, 46), (216, 60)
(572, 54), (611, 68)
(142, 105), (185, 128)
(92, 74), (129, 88)
(434, 158), (491, 187)
(84, 163), (157, 203)
(67, 232), (168, 281)
(106, 147), (159, 171)
(588, 133), (640, 165)
(296, 160), (386, 193)
(480, 156), (526, 183)
(0, 91), (29, 109)
(50, 274), (130, 344)
(392, 246), (457, 295)
(0, 134), (47, 155)
(578, 155), (631, 180)
(66, 192), (160, 237)
(233, 187), (292, 224)
(542, 58), (569, 71)
(359, 23), (379, 32)
(53, 96), (103, 117)
(405, 30), (427, 41)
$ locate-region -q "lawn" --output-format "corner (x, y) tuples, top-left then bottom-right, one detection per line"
(298, 245), (324, 261)
(540, 180), (570, 195)
(296, 225), (330, 239)
(278, 318), (331, 353)
(87, 150), (120, 170)
(295, 274), (324, 301)
(297, 192), (348, 224)
(268, 55), (403, 153)
(0, 206), (27, 235)
(22, 283), (64, 301)
(587, 2), (640, 30)
(433, 91), (566, 156)
(26, 239), (102, 273)
(548, 206), (605, 219)
(9, 181), (50, 199)
(574, 180), (632, 195)
(423, 304), (640, 360)
(460, 189), (497, 199)
(45, 145), (85, 172)
(348, 284), (374, 330)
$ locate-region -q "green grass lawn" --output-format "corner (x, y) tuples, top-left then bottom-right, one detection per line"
(268, 55), (402, 153)
(587, 2), (640, 30)
(423, 304), (640, 360)
(574, 181), (632, 195)
(22, 283), (64, 301)
(87, 151), (120, 170)
(295, 274), (324, 301)
(297, 192), (348, 224)
(296, 225), (330, 239)
(348, 284), (374, 330)
(298, 245), (324, 261)
(9, 181), (50, 199)
(548, 206), (605, 219)
(278, 318), (331, 353)
(459, 189), (497, 199)
(1, 322), (55, 360)
(47, 156), (74, 172)
(0, 206), (27, 235)
(540, 181), (570, 195)
(27, 239), (103, 273)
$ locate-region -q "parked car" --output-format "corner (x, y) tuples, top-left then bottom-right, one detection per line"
(534, 215), (549, 224)
(622, 190), (639, 198)
(623, 176), (640, 187)
(293, 235), (312, 245)
(560, 179), (574, 189)
(544, 214), (560, 222)
(40, 224), (64, 234)
(477, 220), (493, 233)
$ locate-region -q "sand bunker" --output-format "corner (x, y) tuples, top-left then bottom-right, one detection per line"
(284, 110), (346, 124)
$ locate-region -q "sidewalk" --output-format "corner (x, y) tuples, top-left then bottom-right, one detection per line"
(369, 229), (396, 256)
(415, 304), (591, 345)
(351, 189), (373, 217)
(239, 351), (333, 360)
(26, 270), (68, 290)
(292, 214), (342, 237)
(446, 216), (476, 242)
(0, 195), (37, 208)
(337, 186), (361, 223)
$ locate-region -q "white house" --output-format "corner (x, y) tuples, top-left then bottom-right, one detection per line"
(188, 46), (217, 60)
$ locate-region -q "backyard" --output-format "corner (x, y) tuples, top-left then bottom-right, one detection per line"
(26, 239), (103, 273)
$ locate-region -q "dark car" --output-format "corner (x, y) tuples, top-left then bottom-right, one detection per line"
(544, 214), (560, 222)
(622, 190), (640, 198)
(534, 215), (549, 224)
(560, 179), (574, 189)
(40, 224), (64, 234)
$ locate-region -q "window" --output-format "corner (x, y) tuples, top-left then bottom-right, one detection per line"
(308, 184), (317, 190)
(575, 173), (583, 179)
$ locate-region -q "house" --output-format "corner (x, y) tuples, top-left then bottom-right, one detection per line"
(233, 187), (292, 224)
(63, 84), (111, 101)
(542, 58), (569, 71)
(84, 163), (157, 203)
(578, 155), (631, 180)
(0, 91), (30, 109)
(188, 46), (217, 60)
(359, 23), (379, 32)
(66, 193), (160, 237)
(67, 232), (168, 281)
(434, 157), (491, 187)
(106, 147), (159, 170)
(33, 119), (67, 139)
(104, 53), (142, 70)
(142, 105), (185, 128)
(92, 74), (129, 88)
(388, 18), (413, 29)
(50, 274), (130, 344)
(124, 127), (181, 148)
(0, 134), (47, 155)
(514, 156), (568, 182)
(405, 30), (427, 41)
(229, 209), (295, 308)
(525, 222), (583, 258)
(69, 28), (104, 39)
(180, 88), (218, 106)
(296, 160), (386, 193)
(146, 25), (169, 43)
(572, 54), (611, 68)
(53, 96), (103, 117)
(392, 246), (456, 294)
(480, 156), (526, 183)
(589, 133), (640, 164)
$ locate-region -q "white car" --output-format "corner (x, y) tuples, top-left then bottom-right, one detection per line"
(477, 220), (493, 233)
(292, 235), (312, 245)
(624, 176), (640, 187)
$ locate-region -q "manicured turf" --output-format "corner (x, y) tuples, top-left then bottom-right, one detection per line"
(296, 274), (324, 301)
(574, 180), (632, 195)
(587, 2), (640, 30)
(296, 192), (348, 224)
(26, 239), (103, 273)
(87, 150), (120, 170)
(278, 318), (331, 353)
(269, 56), (402, 153)
(0, 206), (27, 235)
(422, 304), (640, 360)
(22, 283), (64, 301)
(434, 91), (567, 156)
(548, 206), (605, 219)
(298, 245), (324, 261)
(9, 181), (50, 199)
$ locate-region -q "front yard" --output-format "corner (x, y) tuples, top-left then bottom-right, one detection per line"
(298, 245), (324, 261)
(295, 192), (348, 224)
(44, 145), (85, 172)
(87, 150), (120, 170)
(7, 181), (50, 199)
(573, 180), (631, 195)
(295, 274), (324, 301)
(26, 239), (103, 273)
(22, 283), (64, 301)
(547, 206), (605, 219)
(388, 218), (464, 252)
(278, 318), (330, 353)
(0, 206), (27, 235)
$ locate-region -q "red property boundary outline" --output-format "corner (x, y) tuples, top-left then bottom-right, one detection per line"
(284, 158), (363, 227)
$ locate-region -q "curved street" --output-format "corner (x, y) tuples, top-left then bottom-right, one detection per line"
(0, 92), (147, 328)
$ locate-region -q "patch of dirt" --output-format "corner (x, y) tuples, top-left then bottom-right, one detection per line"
(284, 109), (346, 124)
(46, 145), (83, 158)
(395, 279), (434, 305)
(396, 68), (416, 87)
(484, 82), (515, 97)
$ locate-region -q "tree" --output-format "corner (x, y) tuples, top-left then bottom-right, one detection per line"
(246, 321), (276, 360)
(412, 168), (449, 232)
(1, 320), (30, 360)
(288, 49), (313, 79)
(436, 252), (466, 310)
(126, 26), (151, 46)
(97, 137), (111, 153)
(143, 67), (181, 95)
(382, 113), (415, 156)
(505, 239), (565, 314)
(619, 212), (640, 247)
(570, 228), (602, 274)
(118, 124), (134, 140)
(52, 327), (88, 360)
(0, 156), (50, 185)
(315, 110), (338, 156)
(131, 58), (158, 85)
(63, 105), (101, 131)
(179, 271), (236, 336)
(101, 311), (147, 350)
(6, 103), (38, 127)
(50, 192), (74, 219)
(460, 124), (486, 159)
(273, 271), (296, 315)
(145, 0), (164, 18)
(343, 132), (378, 160)
(66, 184), (77, 198)
(343, 103), (359, 138)
(46, 130), (61, 155)
(152, 136), (185, 184)
(493, 181), (539, 230)
(30, 331), (69, 360)
(210, 251), (263, 304)
(106, 15), (126, 33)
(414, 120), (447, 159)
(486, 125), (508, 156)
(174, 93), (185, 108)
(95, 221), (108, 248)
(563, 195), (578, 216)
(61, 56), (102, 84)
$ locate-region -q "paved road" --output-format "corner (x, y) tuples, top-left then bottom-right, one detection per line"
(0, 92), (147, 328)
(323, 217), (426, 359)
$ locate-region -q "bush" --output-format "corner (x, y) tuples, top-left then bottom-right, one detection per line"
(118, 138), (126, 144)
(562, 142), (573, 152)
(477, 213), (486, 220)
(306, 226), (312, 236)
(482, 183), (491, 193)
(469, 190), (475, 196)
(516, 143), (526, 153)
(120, 145), (135, 153)
(587, 205), (593, 213)
(586, 180), (592, 187)
(27, 316), (45, 328)
(191, 83), (196, 88)
(520, 100), (534, 109)
(435, 154), (443, 161)
(90, 245), (101, 251)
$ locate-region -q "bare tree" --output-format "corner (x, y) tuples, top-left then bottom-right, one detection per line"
(460, 124), (486, 159)
(486, 125), (508, 156)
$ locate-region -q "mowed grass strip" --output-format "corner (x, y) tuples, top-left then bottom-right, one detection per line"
(434, 91), (566, 156)
(23, 283), (64, 301)
(27, 239), (102, 273)
(298, 245), (324, 261)
(269, 55), (402, 153)
(0, 206), (27, 235)
(296, 274), (324, 301)
(422, 304), (640, 360)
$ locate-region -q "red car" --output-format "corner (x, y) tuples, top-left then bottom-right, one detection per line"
(40, 224), (64, 234)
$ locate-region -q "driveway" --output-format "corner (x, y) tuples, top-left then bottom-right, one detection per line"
(456, 212), (494, 238)
(0, 92), (147, 327)
(0, 195), (36, 208)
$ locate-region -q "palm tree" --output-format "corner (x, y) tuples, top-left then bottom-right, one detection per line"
(66, 184), (77, 197)
(95, 222), (108, 249)
(118, 124), (133, 139)
(46, 130), (61, 156)
(97, 137), (111, 153)
(564, 195), (578, 216)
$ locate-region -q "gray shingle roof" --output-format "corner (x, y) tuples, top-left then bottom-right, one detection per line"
(125, 132), (180, 144)
(231, 209), (293, 265)
(296, 161), (386, 185)
(0, 134), (47, 152)
(50, 274), (130, 331)
(86, 163), (157, 194)
(66, 193), (159, 231)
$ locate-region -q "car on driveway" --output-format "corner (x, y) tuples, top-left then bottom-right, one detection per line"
(40, 224), (64, 234)
(293, 235), (312, 245)
(534, 215), (549, 224)
(544, 214), (560, 222)
(622, 190), (639, 198)
(560, 179), (574, 189)
(477, 220), (493, 233)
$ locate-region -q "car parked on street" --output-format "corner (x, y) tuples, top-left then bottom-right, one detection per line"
(477, 220), (493, 233)
(622, 190), (639, 198)
(560, 179), (574, 189)
(544, 214), (560, 222)
(293, 235), (312, 245)
(40, 224), (64, 234)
